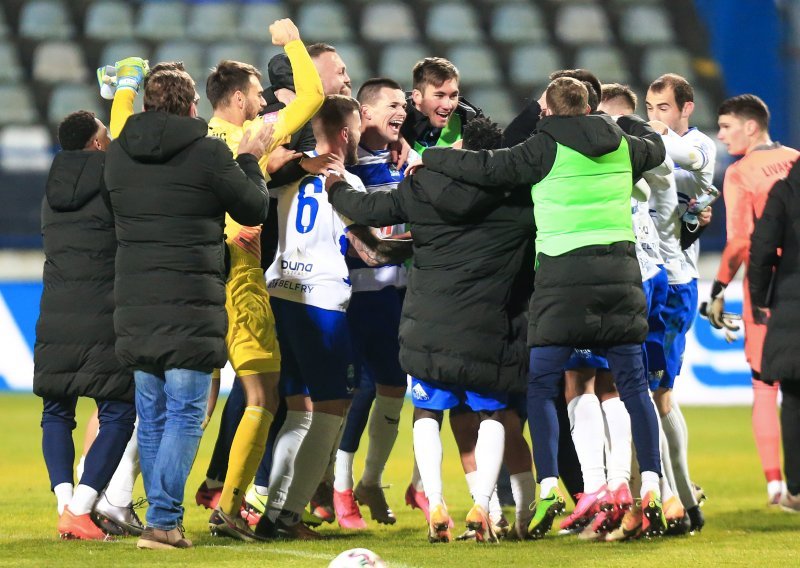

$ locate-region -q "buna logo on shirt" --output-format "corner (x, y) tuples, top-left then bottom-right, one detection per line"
(281, 260), (314, 273)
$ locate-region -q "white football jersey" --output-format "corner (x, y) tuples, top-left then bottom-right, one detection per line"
(645, 155), (692, 286)
(266, 163), (365, 312)
(632, 192), (663, 282)
(343, 146), (418, 292)
(667, 127), (717, 279)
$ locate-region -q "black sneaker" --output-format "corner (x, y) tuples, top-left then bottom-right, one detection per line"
(209, 508), (265, 542)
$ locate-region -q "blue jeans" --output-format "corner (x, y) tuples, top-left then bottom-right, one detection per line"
(527, 344), (661, 482)
(134, 369), (211, 530)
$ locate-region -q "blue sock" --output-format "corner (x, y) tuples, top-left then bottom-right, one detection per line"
(339, 382), (376, 453)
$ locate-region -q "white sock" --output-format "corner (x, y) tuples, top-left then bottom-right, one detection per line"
(601, 397), (632, 490)
(410, 457), (424, 491)
(69, 484), (99, 516)
(663, 406), (698, 507)
(473, 419), (505, 511)
(510, 471), (536, 517)
(413, 418), (443, 508)
(322, 418), (346, 486)
(657, 413), (679, 497)
(76, 456), (86, 483)
(255, 485), (268, 495)
(539, 476), (558, 499)
(768, 479), (784, 499)
(100, 423), (139, 507)
(54, 482), (73, 516)
(333, 450), (355, 492)
(464, 470), (479, 500)
(489, 489), (503, 522)
(640, 471), (661, 500)
(267, 410), (313, 517)
(672, 402), (690, 447)
(283, 412), (344, 516)
(568, 394), (607, 493)
(361, 394), (404, 487)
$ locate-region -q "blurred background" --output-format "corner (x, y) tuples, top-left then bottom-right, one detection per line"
(0, 0), (796, 400)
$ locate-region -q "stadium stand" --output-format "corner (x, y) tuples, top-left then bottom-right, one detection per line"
(0, 0), (730, 248)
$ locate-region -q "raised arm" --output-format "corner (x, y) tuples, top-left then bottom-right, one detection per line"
(326, 176), (409, 228)
(422, 134), (548, 189)
(749, 180), (787, 308)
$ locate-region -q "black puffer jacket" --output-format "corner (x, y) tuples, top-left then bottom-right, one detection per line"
(423, 114), (665, 347)
(34, 151), (133, 402)
(105, 112), (269, 373)
(329, 169), (533, 393)
(749, 160), (800, 382)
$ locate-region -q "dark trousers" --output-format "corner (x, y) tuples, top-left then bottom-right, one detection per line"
(41, 395), (136, 491)
(782, 381), (800, 495)
(527, 344), (661, 482)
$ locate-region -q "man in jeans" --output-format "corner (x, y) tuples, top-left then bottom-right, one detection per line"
(104, 67), (272, 549)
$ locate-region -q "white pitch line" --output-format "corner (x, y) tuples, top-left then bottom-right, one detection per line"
(205, 544), (418, 568)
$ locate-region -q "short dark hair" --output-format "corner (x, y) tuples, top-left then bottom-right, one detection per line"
(58, 110), (99, 151)
(718, 94), (770, 131)
(206, 60), (262, 109)
(546, 77), (589, 117)
(462, 117), (503, 151)
(412, 57), (459, 92)
(307, 43), (337, 59)
(357, 78), (404, 106)
(601, 83), (638, 112)
(312, 95), (361, 142)
(649, 73), (694, 110)
(550, 69), (601, 112)
(144, 69), (196, 116)
(142, 61), (185, 92)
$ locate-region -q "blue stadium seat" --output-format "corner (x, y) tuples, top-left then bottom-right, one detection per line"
(378, 42), (428, 85)
(98, 40), (151, 71)
(297, 3), (352, 43)
(574, 46), (631, 84)
(85, 1), (135, 42)
(555, 4), (612, 45)
(427, 4), (480, 44)
(448, 44), (501, 88)
(619, 5), (675, 46)
(239, 2), (286, 42)
(48, 84), (107, 125)
(331, 43), (371, 87)
(361, 3), (418, 43)
(187, 2), (238, 41)
(32, 41), (89, 84)
(465, 87), (515, 127)
(153, 41), (205, 83)
(205, 42), (259, 73)
(641, 46), (695, 83)
(136, 2), (187, 41)
(0, 42), (24, 84)
(509, 44), (563, 88)
(0, 86), (38, 126)
(491, 4), (547, 44)
(19, 0), (75, 40)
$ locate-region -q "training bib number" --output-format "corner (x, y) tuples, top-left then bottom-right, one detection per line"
(295, 176), (323, 234)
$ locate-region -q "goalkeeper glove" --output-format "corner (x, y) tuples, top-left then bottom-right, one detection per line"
(115, 57), (150, 94)
(96, 64), (117, 100)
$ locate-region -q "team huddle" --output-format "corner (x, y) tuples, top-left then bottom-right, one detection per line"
(33, 18), (798, 550)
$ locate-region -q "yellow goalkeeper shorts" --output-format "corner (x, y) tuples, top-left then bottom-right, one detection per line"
(224, 247), (281, 376)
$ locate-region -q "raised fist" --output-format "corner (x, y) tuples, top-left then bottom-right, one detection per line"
(269, 18), (300, 46)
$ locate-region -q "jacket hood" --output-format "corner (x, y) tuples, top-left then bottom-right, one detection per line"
(45, 150), (105, 212)
(268, 53), (295, 92)
(538, 114), (624, 157)
(117, 112), (208, 164)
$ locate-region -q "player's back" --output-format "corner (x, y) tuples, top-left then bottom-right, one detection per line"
(266, 164), (362, 311)
(732, 144), (799, 221)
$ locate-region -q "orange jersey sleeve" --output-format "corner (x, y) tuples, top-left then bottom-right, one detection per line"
(716, 145), (800, 284)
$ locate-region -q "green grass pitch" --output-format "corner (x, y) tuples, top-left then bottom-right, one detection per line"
(0, 394), (797, 567)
